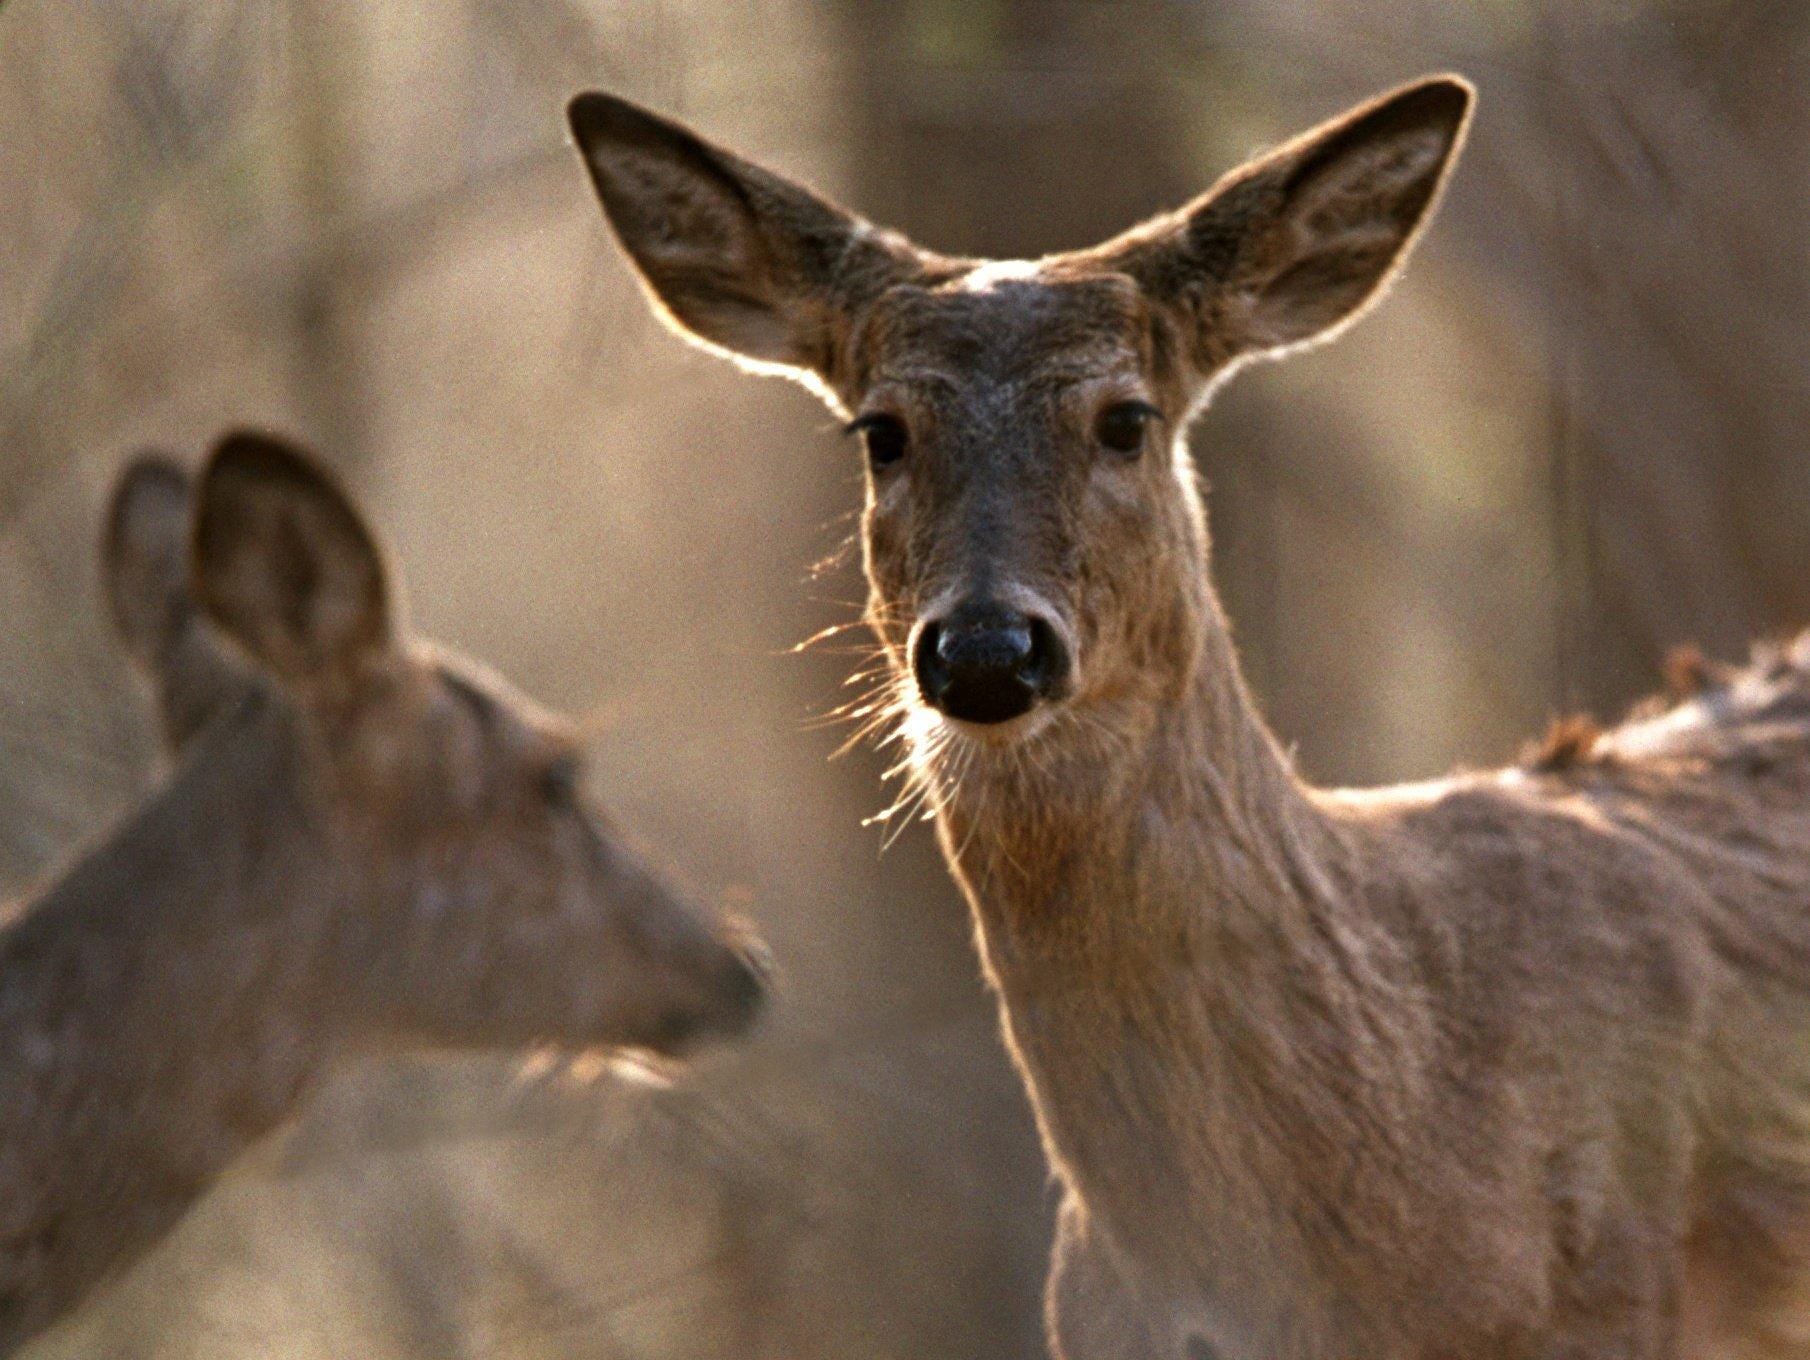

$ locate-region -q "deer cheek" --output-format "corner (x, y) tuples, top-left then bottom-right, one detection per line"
(861, 527), (911, 613)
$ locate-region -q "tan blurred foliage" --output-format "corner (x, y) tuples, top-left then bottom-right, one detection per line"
(1, 0), (1806, 1355)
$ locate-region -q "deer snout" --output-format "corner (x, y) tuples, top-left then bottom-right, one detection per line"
(646, 925), (773, 1054)
(707, 932), (773, 1039)
(914, 599), (1070, 725)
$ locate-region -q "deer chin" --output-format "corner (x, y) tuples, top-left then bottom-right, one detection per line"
(514, 1044), (684, 1090)
(914, 699), (1059, 751)
(502, 992), (760, 1078)
(605, 1046), (685, 1088)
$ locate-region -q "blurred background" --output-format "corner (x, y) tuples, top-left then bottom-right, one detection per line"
(2, 0), (1807, 1355)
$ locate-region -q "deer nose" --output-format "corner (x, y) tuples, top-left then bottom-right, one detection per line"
(914, 601), (1068, 724)
(714, 936), (773, 1037)
(646, 935), (772, 1054)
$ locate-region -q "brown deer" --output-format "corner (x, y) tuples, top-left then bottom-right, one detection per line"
(569, 76), (1810, 1358)
(0, 432), (768, 1355)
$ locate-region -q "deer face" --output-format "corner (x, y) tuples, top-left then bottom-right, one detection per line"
(321, 648), (770, 1058)
(105, 435), (769, 1058)
(844, 265), (1189, 736)
(570, 77), (1473, 746)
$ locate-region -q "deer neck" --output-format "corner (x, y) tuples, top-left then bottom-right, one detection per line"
(926, 519), (1346, 955)
(0, 691), (343, 1335)
(918, 521), (1423, 1281)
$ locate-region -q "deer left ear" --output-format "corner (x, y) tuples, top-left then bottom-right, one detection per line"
(1088, 75), (1474, 369)
(105, 455), (197, 673)
(566, 91), (927, 384)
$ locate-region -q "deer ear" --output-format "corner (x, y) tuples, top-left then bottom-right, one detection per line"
(104, 454), (254, 747)
(1091, 75), (1473, 366)
(567, 91), (925, 380)
(193, 431), (395, 698)
(105, 455), (196, 672)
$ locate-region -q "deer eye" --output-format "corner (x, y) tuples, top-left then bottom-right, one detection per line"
(1095, 401), (1160, 457)
(847, 413), (909, 471)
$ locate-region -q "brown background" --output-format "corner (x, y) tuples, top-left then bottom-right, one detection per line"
(3, 1), (1807, 1355)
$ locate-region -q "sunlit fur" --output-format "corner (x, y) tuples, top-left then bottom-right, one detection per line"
(575, 75), (1810, 1358)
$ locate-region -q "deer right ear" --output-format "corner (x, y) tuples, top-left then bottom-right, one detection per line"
(105, 455), (254, 747)
(567, 92), (925, 382)
(193, 431), (395, 700)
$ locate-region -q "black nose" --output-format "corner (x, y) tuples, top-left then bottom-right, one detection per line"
(650, 937), (771, 1054)
(914, 601), (1069, 725)
(717, 937), (773, 1036)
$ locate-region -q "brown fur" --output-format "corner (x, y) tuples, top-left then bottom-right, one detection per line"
(1527, 714), (1605, 772)
(1665, 644), (1715, 701)
(0, 433), (767, 1354)
(571, 76), (1810, 1358)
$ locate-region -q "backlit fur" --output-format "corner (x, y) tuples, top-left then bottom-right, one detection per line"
(572, 76), (1810, 1358)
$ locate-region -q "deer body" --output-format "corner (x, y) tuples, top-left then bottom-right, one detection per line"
(0, 695), (332, 1350)
(571, 75), (1810, 1356)
(0, 438), (767, 1354)
(941, 583), (1810, 1358)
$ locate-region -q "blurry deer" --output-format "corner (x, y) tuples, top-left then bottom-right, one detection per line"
(0, 432), (768, 1354)
(572, 75), (1810, 1358)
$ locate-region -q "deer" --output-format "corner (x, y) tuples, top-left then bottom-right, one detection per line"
(567, 74), (1810, 1359)
(0, 432), (769, 1355)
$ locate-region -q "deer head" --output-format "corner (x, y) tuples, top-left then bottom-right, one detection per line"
(569, 78), (1471, 754)
(103, 432), (770, 1058)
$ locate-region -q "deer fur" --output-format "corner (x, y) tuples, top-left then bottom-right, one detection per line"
(569, 76), (1810, 1359)
(0, 433), (768, 1354)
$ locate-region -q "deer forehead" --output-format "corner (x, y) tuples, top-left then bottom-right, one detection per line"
(344, 650), (564, 790)
(958, 258), (1045, 292)
(429, 655), (575, 762)
(860, 270), (1149, 396)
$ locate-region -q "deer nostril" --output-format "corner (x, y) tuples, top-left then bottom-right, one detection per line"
(719, 937), (773, 1031)
(1021, 616), (1067, 695)
(913, 602), (1068, 725)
